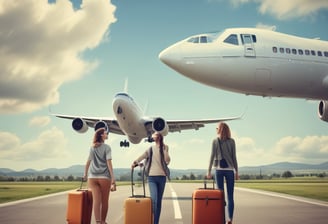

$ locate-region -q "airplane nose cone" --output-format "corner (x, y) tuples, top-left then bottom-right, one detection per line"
(159, 48), (171, 65)
(159, 44), (181, 68)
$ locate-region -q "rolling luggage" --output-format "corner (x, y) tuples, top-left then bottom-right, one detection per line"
(192, 179), (225, 224)
(66, 179), (93, 224)
(124, 166), (153, 224)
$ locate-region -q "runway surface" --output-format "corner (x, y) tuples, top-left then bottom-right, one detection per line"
(1, 182), (327, 224)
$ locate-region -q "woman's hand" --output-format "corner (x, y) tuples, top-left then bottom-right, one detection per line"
(235, 172), (239, 180)
(111, 181), (116, 192)
(131, 161), (138, 169)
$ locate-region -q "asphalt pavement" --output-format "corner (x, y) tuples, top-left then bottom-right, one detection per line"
(0, 182), (327, 224)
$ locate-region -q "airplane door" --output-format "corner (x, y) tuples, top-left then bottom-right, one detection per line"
(241, 34), (256, 57)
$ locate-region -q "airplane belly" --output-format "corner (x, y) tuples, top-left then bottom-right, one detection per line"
(113, 102), (148, 139)
(267, 59), (328, 99)
(116, 115), (146, 136)
(254, 69), (272, 93)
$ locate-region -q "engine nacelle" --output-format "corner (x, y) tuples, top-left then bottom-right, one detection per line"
(72, 118), (88, 133)
(152, 117), (169, 136)
(94, 120), (109, 132)
(318, 100), (328, 122)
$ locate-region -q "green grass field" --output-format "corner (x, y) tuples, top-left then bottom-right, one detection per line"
(0, 182), (78, 203)
(1, 178), (327, 204)
(236, 178), (328, 202)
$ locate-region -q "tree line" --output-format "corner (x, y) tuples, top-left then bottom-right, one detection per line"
(0, 170), (326, 182)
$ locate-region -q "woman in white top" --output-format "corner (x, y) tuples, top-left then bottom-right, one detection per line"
(132, 132), (170, 224)
(84, 127), (115, 224)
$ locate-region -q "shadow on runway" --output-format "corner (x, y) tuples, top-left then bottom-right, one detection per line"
(163, 196), (192, 201)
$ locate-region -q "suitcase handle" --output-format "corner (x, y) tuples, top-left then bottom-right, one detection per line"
(131, 166), (146, 197)
(204, 177), (215, 189)
(79, 177), (87, 189)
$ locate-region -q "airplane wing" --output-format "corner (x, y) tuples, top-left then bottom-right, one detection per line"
(53, 114), (125, 135)
(166, 116), (242, 133)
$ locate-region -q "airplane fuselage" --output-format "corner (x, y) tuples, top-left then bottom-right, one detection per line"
(112, 93), (147, 144)
(160, 28), (328, 100)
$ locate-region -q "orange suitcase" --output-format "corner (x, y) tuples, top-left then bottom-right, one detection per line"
(124, 167), (152, 224)
(66, 180), (93, 224)
(192, 180), (225, 224)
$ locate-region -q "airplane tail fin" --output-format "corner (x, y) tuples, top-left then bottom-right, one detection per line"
(143, 99), (149, 115)
(124, 78), (128, 93)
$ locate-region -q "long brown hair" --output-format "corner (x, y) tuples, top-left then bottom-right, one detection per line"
(156, 133), (164, 151)
(93, 127), (106, 148)
(217, 122), (231, 140)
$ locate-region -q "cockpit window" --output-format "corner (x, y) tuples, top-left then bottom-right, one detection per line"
(187, 36), (209, 43)
(223, 34), (238, 45)
(187, 36), (200, 43)
(200, 36), (207, 43)
(241, 34), (257, 44)
(186, 32), (222, 44)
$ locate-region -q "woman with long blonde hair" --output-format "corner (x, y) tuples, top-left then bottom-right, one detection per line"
(207, 122), (239, 224)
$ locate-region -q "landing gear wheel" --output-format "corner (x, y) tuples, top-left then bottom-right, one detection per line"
(120, 140), (130, 147)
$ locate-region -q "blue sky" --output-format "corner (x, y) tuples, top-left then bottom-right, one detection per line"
(1, 0), (328, 171)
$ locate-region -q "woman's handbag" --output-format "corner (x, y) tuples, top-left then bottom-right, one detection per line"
(219, 158), (228, 168)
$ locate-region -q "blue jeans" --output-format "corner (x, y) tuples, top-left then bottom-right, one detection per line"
(148, 176), (166, 224)
(215, 169), (235, 221)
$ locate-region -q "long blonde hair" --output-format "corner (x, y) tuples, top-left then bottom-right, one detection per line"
(93, 128), (106, 148)
(217, 122), (231, 140)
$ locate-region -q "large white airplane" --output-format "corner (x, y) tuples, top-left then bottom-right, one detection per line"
(53, 91), (241, 147)
(159, 27), (328, 122)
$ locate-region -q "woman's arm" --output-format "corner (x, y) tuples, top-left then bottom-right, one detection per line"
(83, 159), (91, 180)
(164, 145), (171, 164)
(107, 159), (115, 184)
(231, 139), (239, 180)
(207, 139), (216, 178)
(131, 150), (149, 168)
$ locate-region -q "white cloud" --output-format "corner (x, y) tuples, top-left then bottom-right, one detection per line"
(275, 135), (328, 160)
(234, 134), (328, 166)
(0, 132), (20, 152)
(29, 116), (51, 127)
(230, 0), (328, 19)
(0, 0), (117, 114)
(0, 127), (69, 161)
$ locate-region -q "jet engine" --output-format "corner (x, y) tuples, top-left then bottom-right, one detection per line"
(94, 120), (109, 132)
(152, 117), (169, 136)
(72, 118), (88, 133)
(318, 100), (328, 122)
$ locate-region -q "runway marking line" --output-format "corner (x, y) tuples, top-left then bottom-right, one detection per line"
(168, 183), (182, 219)
(236, 187), (328, 207)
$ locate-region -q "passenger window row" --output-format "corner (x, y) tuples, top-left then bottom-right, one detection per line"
(272, 46), (328, 57)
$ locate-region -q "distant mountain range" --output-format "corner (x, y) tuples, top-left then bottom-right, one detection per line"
(1, 161), (327, 178)
(238, 161), (328, 175)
